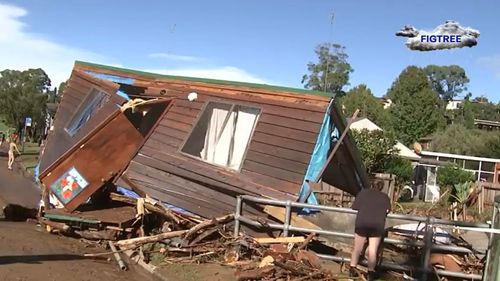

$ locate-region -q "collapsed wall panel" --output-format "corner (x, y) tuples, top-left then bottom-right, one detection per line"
(40, 111), (144, 211)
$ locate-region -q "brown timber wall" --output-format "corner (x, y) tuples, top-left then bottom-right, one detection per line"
(39, 70), (124, 174)
(119, 82), (330, 218)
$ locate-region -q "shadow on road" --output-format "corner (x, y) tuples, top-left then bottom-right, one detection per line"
(0, 254), (103, 265)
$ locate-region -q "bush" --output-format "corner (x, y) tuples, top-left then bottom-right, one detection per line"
(437, 163), (474, 188)
(384, 156), (413, 185)
(351, 129), (399, 174)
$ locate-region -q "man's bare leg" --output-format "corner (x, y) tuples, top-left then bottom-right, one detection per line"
(367, 236), (382, 271)
(350, 234), (367, 268)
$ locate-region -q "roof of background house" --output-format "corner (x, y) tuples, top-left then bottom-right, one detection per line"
(75, 61), (333, 98)
(348, 117), (421, 160)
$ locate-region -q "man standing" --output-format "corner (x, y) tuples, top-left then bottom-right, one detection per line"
(349, 181), (391, 281)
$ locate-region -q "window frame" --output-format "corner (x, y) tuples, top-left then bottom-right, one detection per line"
(179, 100), (262, 172)
(64, 87), (110, 137)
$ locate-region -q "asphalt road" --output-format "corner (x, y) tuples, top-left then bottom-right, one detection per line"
(0, 152), (156, 281)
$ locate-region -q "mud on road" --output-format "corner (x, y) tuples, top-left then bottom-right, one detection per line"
(0, 221), (156, 281)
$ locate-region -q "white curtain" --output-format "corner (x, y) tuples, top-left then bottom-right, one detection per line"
(200, 105), (259, 170)
(201, 108), (229, 162)
(228, 108), (259, 169)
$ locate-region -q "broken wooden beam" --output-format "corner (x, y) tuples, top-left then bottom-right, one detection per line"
(115, 230), (187, 249)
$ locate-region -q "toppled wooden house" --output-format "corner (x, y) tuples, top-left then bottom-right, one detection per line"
(38, 61), (369, 217)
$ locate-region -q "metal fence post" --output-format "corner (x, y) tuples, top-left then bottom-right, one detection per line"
(234, 196), (242, 238)
(283, 200), (292, 237)
(484, 196), (500, 280)
(421, 217), (433, 281)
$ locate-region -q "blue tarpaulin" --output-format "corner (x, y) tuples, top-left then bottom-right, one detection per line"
(85, 71), (135, 85)
(116, 90), (130, 101)
(85, 71), (133, 101)
(116, 186), (197, 217)
(297, 102), (335, 206)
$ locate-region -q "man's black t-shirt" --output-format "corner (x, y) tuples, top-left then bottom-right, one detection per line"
(352, 188), (391, 237)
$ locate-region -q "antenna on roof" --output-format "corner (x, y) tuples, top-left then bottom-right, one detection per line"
(323, 11), (335, 94)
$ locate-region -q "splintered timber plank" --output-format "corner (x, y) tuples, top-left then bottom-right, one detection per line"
(263, 206), (321, 230)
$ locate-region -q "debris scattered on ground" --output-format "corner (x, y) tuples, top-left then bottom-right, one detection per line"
(36, 188), (487, 280)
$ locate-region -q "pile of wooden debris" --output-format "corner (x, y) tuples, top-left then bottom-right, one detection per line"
(38, 191), (486, 280)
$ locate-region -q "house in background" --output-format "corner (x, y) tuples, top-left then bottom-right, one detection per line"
(446, 99), (463, 110)
(348, 117), (421, 161)
(474, 119), (500, 130)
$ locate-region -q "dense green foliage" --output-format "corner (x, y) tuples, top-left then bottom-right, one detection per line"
(387, 66), (444, 145)
(383, 156), (413, 185)
(302, 43), (353, 95)
(350, 129), (398, 174)
(423, 65), (469, 103)
(437, 163), (475, 189)
(0, 68), (51, 138)
(428, 124), (500, 158)
(340, 84), (389, 128)
(350, 129), (412, 185)
(302, 44), (499, 183)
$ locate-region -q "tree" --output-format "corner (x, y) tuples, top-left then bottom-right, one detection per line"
(384, 156), (413, 186)
(340, 84), (389, 128)
(0, 68), (51, 139)
(55, 80), (68, 103)
(437, 163), (474, 189)
(429, 124), (481, 156)
(470, 96), (500, 121)
(302, 43), (353, 95)
(424, 65), (469, 103)
(387, 66), (444, 145)
(350, 129), (399, 175)
(428, 124), (500, 158)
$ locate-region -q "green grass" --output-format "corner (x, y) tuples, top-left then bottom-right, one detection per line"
(19, 142), (40, 174)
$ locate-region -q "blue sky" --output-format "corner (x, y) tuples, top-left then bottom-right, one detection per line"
(1, 0), (499, 102)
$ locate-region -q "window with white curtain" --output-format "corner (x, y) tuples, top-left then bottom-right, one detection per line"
(181, 102), (260, 171)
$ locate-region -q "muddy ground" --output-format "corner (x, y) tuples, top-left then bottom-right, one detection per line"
(0, 152), (157, 281)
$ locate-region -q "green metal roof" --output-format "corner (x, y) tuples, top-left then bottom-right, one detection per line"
(75, 60), (333, 98)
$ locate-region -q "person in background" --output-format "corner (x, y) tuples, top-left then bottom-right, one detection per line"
(348, 181), (391, 281)
(0, 132), (4, 147)
(411, 164), (427, 201)
(7, 138), (20, 170)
